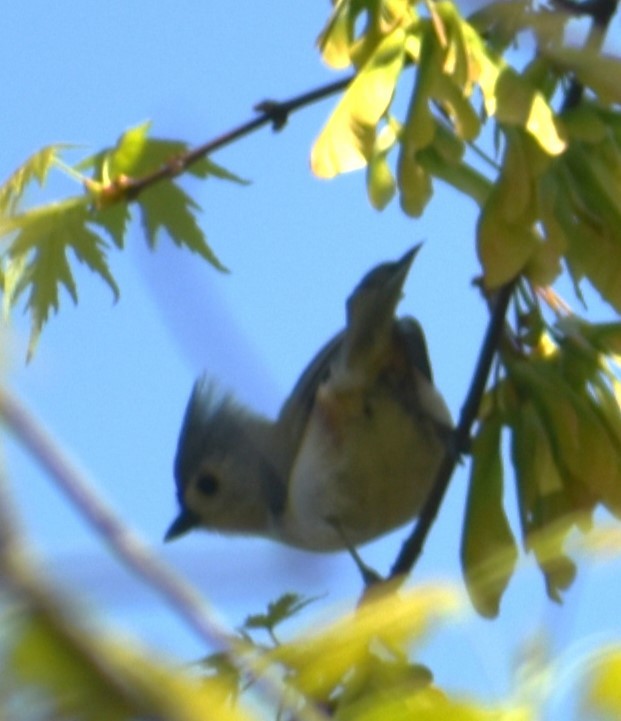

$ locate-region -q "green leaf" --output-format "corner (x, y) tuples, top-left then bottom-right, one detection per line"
(477, 131), (540, 286)
(461, 415), (518, 618)
(189, 157), (249, 184)
(493, 68), (566, 155)
(367, 145), (397, 210)
(0, 199), (119, 358)
(137, 182), (226, 269)
(417, 145), (491, 207)
(243, 593), (320, 635)
(509, 397), (579, 602)
(0, 145), (63, 215)
(90, 203), (131, 250)
(311, 25), (407, 178)
(556, 148), (621, 313)
(316, 0), (355, 69)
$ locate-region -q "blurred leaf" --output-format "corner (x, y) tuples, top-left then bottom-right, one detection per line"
(461, 415), (518, 618)
(90, 202), (131, 250)
(584, 648), (621, 720)
(0, 145), (63, 215)
(312, 25), (407, 178)
(339, 683), (529, 721)
(271, 586), (459, 699)
(510, 355), (621, 517)
(561, 105), (608, 144)
(544, 47), (621, 105)
(10, 605), (253, 721)
(582, 321), (621, 355)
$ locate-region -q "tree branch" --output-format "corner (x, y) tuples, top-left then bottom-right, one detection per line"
(389, 280), (516, 580)
(118, 75), (353, 201)
(0, 387), (236, 650)
(0, 387), (332, 721)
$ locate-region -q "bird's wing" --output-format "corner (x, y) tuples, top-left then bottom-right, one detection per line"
(276, 329), (346, 464)
(396, 316), (453, 432)
(396, 317), (434, 382)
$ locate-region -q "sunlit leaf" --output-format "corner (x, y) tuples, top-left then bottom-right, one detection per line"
(317, 1), (355, 69)
(584, 648), (621, 720)
(312, 26), (407, 178)
(494, 68), (566, 155)
(0, 145), (64, 215)
(271, 586), (459, 698)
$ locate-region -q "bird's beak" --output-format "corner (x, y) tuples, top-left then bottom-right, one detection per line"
(392, 243), (422, 291)
(164, 508), (200, 542)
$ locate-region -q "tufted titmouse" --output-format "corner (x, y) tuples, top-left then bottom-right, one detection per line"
(165, 246), (452, 577)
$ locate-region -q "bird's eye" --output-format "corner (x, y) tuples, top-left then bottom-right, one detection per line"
(196, 473), (219, 496)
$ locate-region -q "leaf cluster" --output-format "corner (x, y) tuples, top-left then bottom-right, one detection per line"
(0, 124), (244, 358)
(7, 577), (621, 721)
(311, 0), (621, 613)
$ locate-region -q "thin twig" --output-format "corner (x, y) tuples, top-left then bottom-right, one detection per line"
(118, 76), (353, 201)
(0, 387), (329, 721)
(389, 281), (516, 579)
(0, 387), (233, 648)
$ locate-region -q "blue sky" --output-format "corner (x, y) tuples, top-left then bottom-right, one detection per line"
(2, 1), (621, 715)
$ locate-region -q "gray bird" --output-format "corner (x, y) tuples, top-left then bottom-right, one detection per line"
(165, 246), (452, 577)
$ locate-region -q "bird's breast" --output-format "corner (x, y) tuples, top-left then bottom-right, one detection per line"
(278, 381), (446, 551)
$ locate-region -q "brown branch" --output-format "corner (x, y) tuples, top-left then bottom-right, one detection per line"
(0, 387), (235, 650)
(118, 75), (353, 202)
(388, 280), (516, 580)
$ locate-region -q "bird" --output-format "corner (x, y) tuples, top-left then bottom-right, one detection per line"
(165, 245), (452, 581)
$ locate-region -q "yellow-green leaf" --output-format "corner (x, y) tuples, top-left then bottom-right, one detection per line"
(461, 415), (518, 618)
(509, 398), (578, 602)
(494, 68), (566, 155)
(545, 47), (621, 105)
(585, 648), (621, 720)
(317, 2), (354, 69)
(0, 145), (63, 215)
(311, 26), (407, 178)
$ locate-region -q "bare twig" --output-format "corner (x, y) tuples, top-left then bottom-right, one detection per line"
(0, 387), (234, 649)
(389, 281), (516, 579)
(116, 76), (353, 202)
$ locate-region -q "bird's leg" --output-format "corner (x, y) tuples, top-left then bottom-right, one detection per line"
(329, 518), (384, 586)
